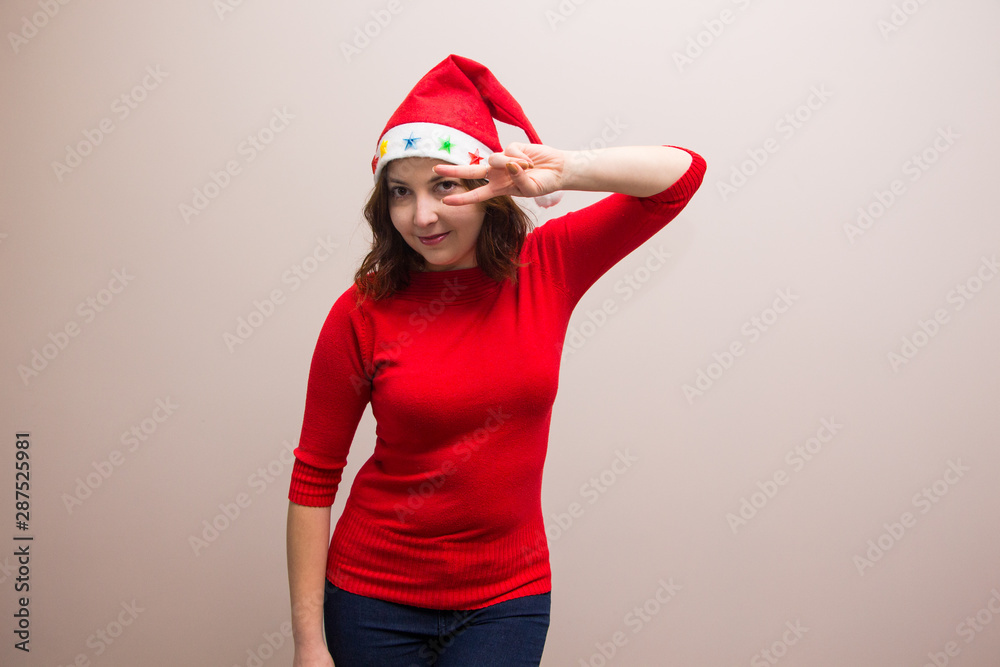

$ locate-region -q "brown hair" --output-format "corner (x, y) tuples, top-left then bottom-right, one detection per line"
(352, 165), (535, 303)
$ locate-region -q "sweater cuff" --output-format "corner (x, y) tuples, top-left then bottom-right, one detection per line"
(642, 147), (707, 205)
(288, 457), (342, 507)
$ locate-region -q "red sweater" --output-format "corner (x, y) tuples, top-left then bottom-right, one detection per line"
(288, 147), (706, 610)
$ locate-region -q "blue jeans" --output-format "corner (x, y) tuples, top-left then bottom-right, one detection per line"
(323, 579), (551, 666)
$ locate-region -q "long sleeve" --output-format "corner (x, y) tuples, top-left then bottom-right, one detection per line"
(288, 287), (373, 507)
(530, 146), (706, 307)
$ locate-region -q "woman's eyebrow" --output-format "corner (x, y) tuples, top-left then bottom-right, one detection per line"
(388, 174), (449, 186)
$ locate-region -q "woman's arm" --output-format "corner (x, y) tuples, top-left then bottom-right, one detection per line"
(559, 145), (694, 198)
(287, 501), (335, 667)
(435, 143), (695, 204)
(506, 146), (706, 306)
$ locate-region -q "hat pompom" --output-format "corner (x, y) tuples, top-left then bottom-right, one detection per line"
(533, 192), (563, 209)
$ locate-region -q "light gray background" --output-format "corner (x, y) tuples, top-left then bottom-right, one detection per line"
(2, 1), (999, 665)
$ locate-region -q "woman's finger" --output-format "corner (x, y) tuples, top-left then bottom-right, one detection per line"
(505, 161), (535, 181)
(503, 142), (532, 163)
(441, 182), (500, 206)
(486, 151), (510, 170)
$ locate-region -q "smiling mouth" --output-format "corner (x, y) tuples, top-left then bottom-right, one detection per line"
(419, 232), (449, 245)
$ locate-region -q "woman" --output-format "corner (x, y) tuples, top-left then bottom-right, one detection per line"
(287, 54), (706, 667)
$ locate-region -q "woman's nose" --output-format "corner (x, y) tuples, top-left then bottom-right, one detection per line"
(413, 192), (439, 226)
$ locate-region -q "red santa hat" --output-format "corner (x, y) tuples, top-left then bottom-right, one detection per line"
(371, 54), (562, 208)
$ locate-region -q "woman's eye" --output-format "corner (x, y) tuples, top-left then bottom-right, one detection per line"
(438, 181), (460, 192)
(390, 187), (408, 198)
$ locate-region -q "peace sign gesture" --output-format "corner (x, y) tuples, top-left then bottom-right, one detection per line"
(435, 142), (566, 206)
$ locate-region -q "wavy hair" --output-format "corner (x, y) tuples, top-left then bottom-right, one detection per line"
(352, 165), (535, 303)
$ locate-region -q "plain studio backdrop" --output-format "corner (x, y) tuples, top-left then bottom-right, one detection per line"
(2, 1), (999, 666)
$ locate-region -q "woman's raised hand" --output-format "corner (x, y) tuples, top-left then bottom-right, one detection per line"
(434, 142), (565, 206)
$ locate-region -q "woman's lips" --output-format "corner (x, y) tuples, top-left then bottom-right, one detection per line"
(419, 232), (449, 245)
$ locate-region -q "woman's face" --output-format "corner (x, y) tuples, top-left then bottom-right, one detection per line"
(386, 157), (486, 272)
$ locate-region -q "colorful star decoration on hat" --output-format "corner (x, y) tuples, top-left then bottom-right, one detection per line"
(468, 149), (483, 165)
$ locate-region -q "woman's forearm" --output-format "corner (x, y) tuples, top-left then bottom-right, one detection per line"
(287, 501), (333, 650)
(559, 145), (694, 198)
